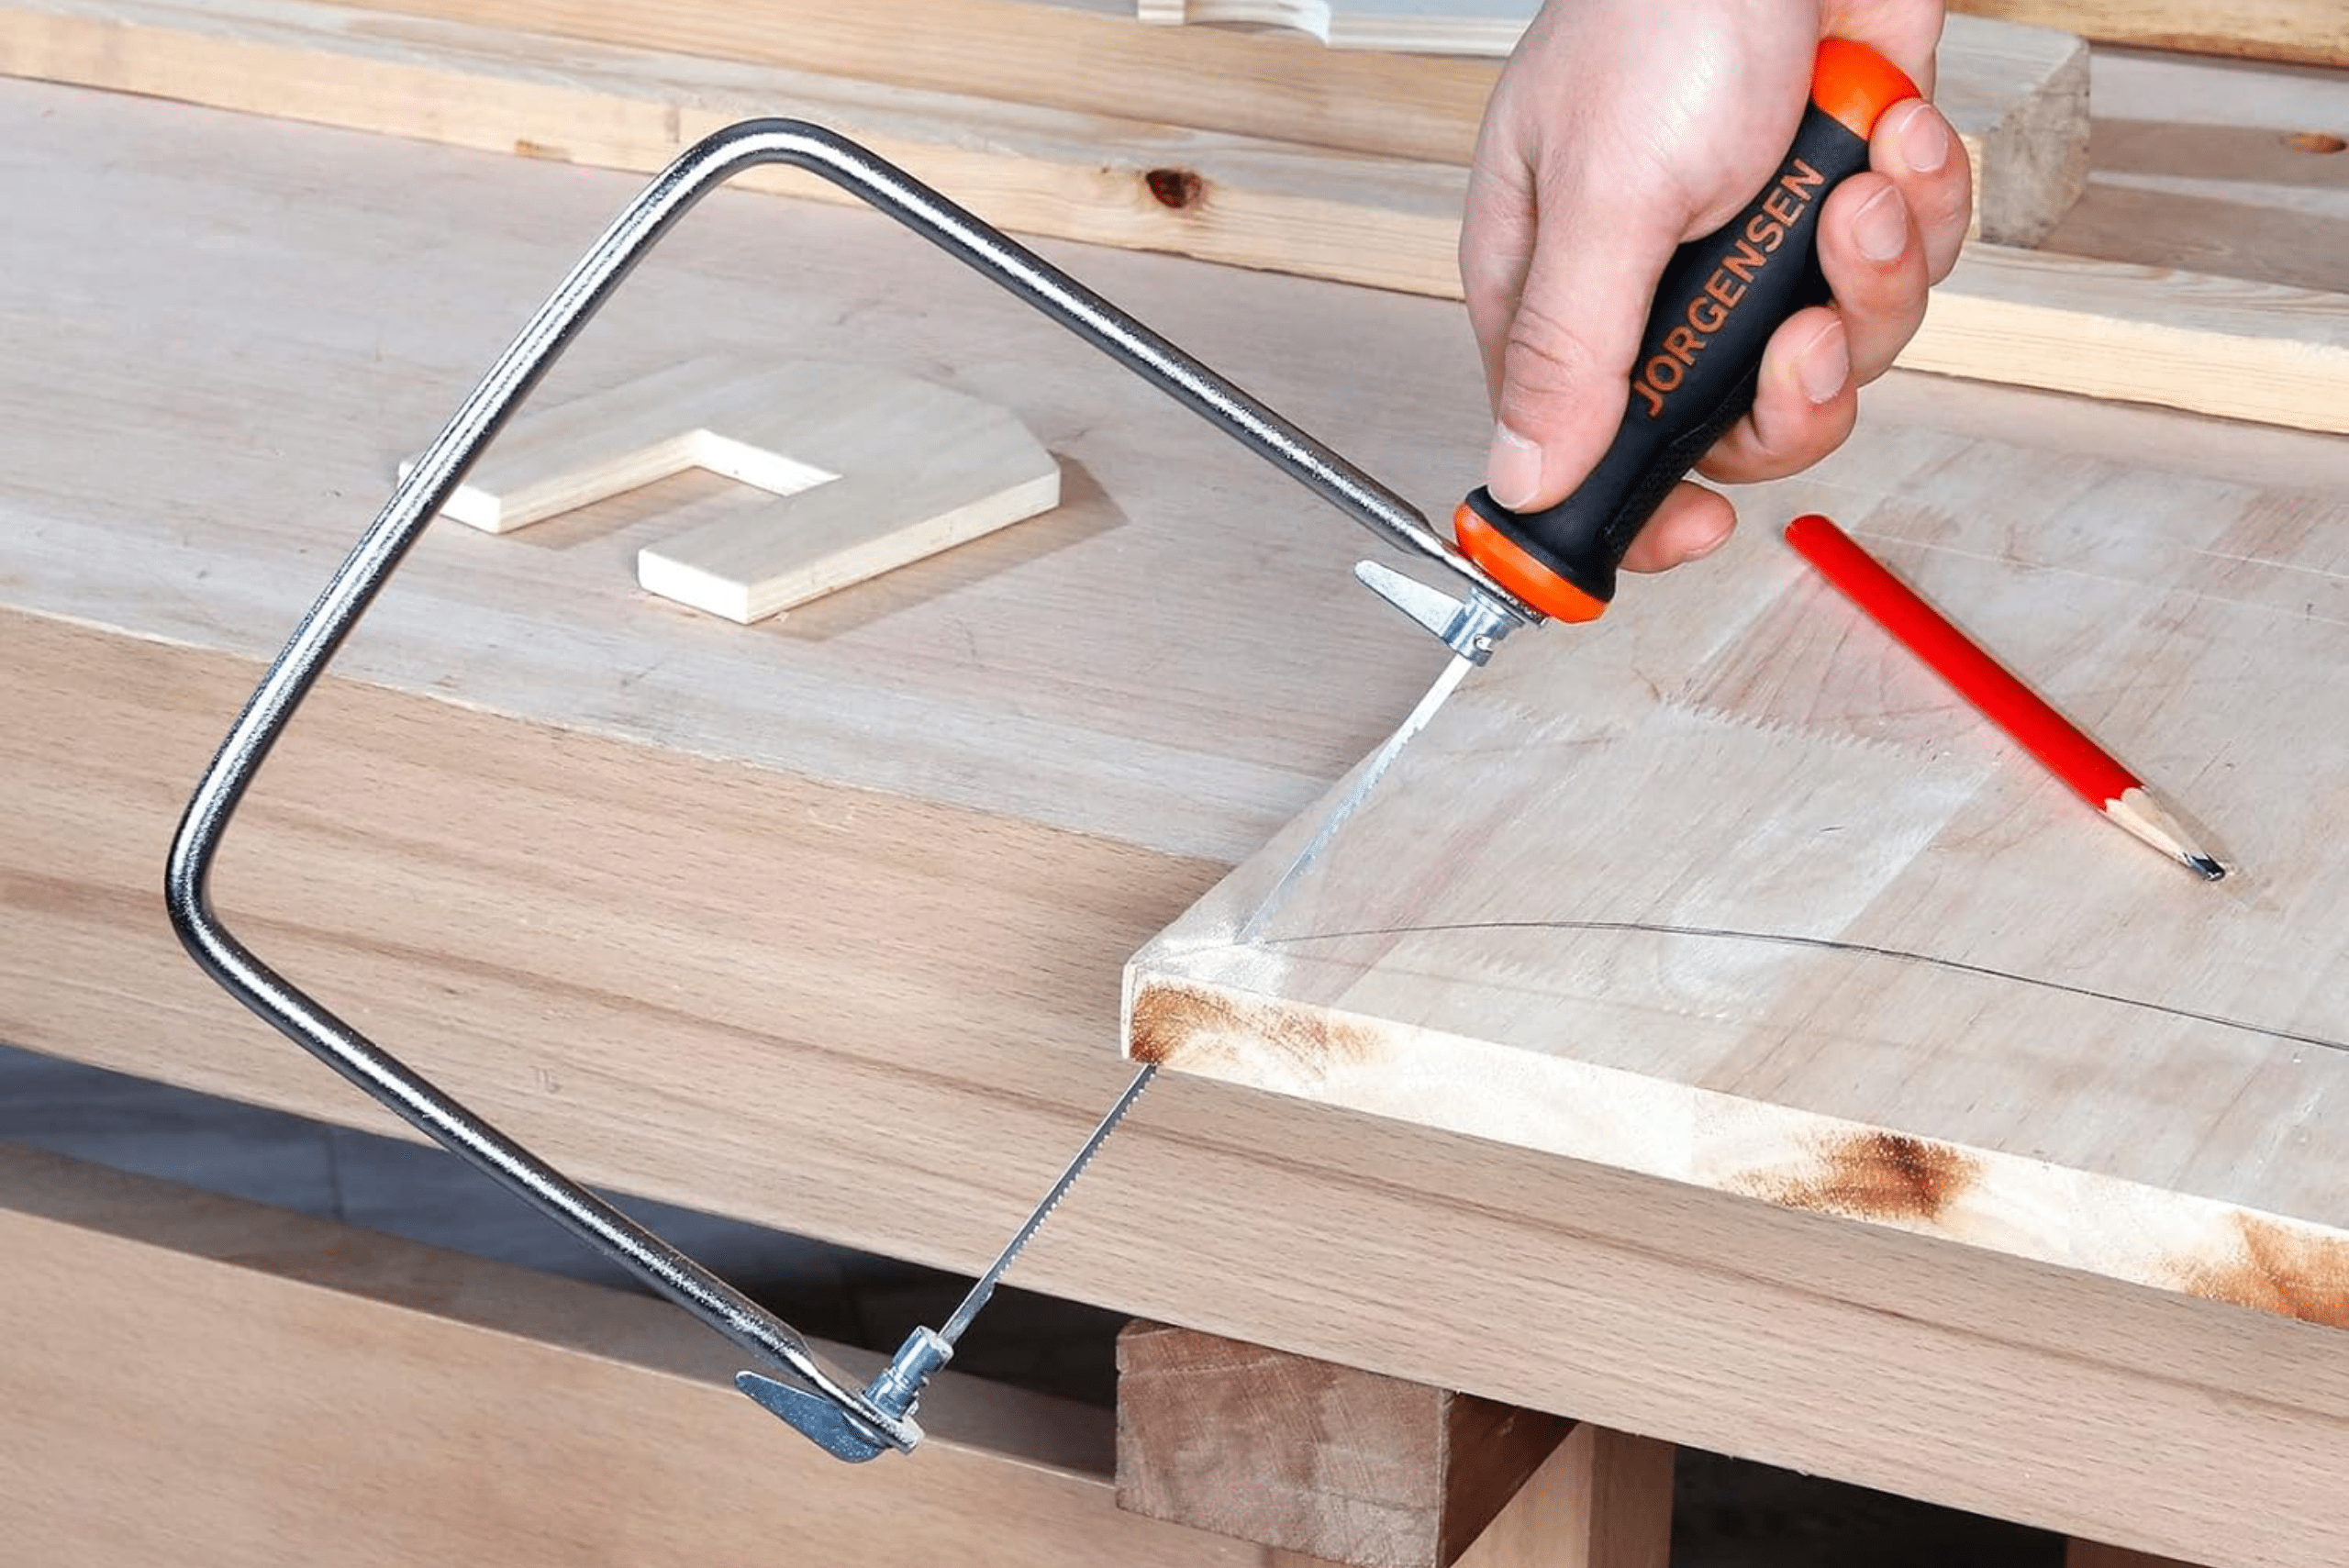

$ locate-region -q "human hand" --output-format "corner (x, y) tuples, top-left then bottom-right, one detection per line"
(1460, 0), (1969, 572)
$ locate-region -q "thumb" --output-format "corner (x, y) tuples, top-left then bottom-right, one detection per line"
(1485, 169), (1687, 513)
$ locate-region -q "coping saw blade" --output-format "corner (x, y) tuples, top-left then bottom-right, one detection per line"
(1235, 651), (1476, 944)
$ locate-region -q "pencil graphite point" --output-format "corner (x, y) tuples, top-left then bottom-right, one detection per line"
(2187, 852), (2228, 883)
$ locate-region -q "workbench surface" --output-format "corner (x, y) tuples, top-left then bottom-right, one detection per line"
(5, 73), (2346, 1567)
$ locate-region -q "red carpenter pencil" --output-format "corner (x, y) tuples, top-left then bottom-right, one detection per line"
(1783, 513), (2225, 882)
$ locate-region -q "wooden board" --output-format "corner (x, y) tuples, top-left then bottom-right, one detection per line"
(1135, 0), (1533, 55)
(1453, 1425), (1675, 1568)
(1127, 384), (2349, 1334)
(402, 356), (1062, 623)
(0, 1143), (1291, 1567)
(1116, 1322), (1573, 1567)
(1138, 0), (2349, 72)
(319, 0), (1509, 163)
(16, 0), (2345, 436)
(2043, 45), (2349, 297)
(25, 0), (2349, 441)
(0, 0), (1486, 296)
(1141, 2), (2101, 250)
(1952, 0), (2349, 71)
(0, 0), (2092, 250)
(9, 82), (2349, 1568)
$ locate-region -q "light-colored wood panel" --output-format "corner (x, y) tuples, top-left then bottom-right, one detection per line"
(1127, 387), (2349, 1328)
(318, 0), (1506, 162)
(0, 0), (2096, 251)
(1141, 0), (2349, 72)
(1115, 1321), (1571, 1567)
(0, 1143), (1283, 1567)
(0, 74), (1453, 868)
(1953, 0), (2349, 70)
(1136, 0), (1534, 55)
(1912, 244), (2349, 430)
(0, 0), (1485, 296)
(15, 0), (2344, 438)
(1142, 1), (2099, 247)
(403, 356), (1063, 623)
(2043, 46), (2349, 295)
(8, 83), (2349, 1567)
(403, 357), (844, 535)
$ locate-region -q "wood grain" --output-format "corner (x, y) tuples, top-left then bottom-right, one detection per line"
(0, 0), (1478, 295)
(1135, 0), (1534, 55)
(13, 0), (2341, 435)
(0, 1143), (1286, 1567)
(2042, 45), (2349, 296)
(317, 0), (1507, 162)
(8, 83), (2349, 1567)
(1128, 364), (2349, 1332)
(1454, 1424), (1675, 1568)
(1142, 0), (2349, 72)
(1116, 1321), (1571, 1567)
(0, 0), (2086, 258)
(1913, 246), (2349, 431)
(404, 356), (1062, 622)
(1135, 1), (2097, 247)
(1952, 0), (2349, 70)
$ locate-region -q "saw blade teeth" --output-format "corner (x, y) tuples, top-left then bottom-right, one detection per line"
(935, 1063), (1157, 1347)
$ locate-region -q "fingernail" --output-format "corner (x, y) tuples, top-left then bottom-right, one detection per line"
(1899, 102), (1949, 173)
(1486, 422), (1543, 510)
(1681, 519), (1734, 562)
(1798, 318), (1849, 406)
(1854, 184), (1908, 262)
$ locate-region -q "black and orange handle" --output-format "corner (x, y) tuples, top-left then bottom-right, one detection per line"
(1454, 39), (1920, 623)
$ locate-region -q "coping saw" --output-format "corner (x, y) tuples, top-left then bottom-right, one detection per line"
(167, 41), (1919, 1464)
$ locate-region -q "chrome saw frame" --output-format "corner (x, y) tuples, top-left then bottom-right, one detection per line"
(164, 118), (1538, 1463)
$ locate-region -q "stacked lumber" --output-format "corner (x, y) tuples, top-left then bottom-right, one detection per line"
(6, 0), (2346, 434)
(1138, 0), (2349, 70)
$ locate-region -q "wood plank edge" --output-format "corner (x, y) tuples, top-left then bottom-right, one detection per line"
(1121, 969), (2349, 1339)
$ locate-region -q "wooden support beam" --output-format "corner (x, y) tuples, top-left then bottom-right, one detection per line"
(1116, 1321), (1606, 1568)
(1453, 1424), (1675, 1568)
(0, 1143), (1278, 1566)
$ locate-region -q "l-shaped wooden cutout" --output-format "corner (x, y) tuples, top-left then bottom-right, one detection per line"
(406, 355), (1061, 623)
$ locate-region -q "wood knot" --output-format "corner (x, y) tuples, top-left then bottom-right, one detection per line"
(1143, 167), (1205, 209)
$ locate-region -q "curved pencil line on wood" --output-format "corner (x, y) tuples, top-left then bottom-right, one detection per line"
(1250, 919), (2348, 1055)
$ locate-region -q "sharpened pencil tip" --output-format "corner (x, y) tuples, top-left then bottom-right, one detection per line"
(2186, 853), (2227, 883)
